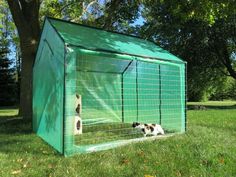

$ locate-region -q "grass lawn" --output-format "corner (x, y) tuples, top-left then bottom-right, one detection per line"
(0, 107), (18, 117)
(0, 102), (236, 177)
(75, 122), (144, 146)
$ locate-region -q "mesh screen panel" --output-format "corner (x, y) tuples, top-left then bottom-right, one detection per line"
(63, 48), (185, 155)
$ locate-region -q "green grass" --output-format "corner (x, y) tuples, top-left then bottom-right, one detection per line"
(0, 107), (18, 117)
(188, 101), (236, 109)
(0, 102), (236, 177)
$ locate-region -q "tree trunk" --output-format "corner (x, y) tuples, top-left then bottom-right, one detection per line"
(212, 37), (236, 80)
(18, 45), (35, 120)
(7, 0), (40, 122)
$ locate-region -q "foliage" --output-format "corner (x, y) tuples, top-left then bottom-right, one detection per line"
(93, 0), (140, 31)
(3, 0), (236, 119)
(0, 102), (236, 176)
(0, 1), (18, 45)
(0, 1), (20, 105)
(0, 40), (17, 106)
(5, 0), (142, 120)
(140, 0), (236, 101)
(39, 0), (141, 32)
(0, 3), (17, 106)
(209, 77), (236, 100)
(39, 0), (83, 22)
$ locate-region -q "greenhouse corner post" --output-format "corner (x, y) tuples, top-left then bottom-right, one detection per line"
(185, 63), (187, 132)
(158, 65), (162, 125)
(136, 60), (138, 122)
(46, 18), (67, 154)
(62, 45), (66, 155)
(121, 73), (124, 123)
(121, 60), (134, 123)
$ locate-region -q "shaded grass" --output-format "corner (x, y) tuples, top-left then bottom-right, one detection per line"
(0, 102), (236, 177)
(188, 101), (236, 110)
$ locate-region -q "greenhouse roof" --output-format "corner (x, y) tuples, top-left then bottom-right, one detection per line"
(47, 17), (185, 63)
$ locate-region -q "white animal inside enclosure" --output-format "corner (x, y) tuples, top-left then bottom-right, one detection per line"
(132, 122), (164, 137)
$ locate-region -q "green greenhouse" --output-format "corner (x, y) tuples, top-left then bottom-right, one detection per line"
(33, 17), (187, 156)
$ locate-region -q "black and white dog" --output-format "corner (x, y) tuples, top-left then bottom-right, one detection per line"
(132, 122), (164, 137)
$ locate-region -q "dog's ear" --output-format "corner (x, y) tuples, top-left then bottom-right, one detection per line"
(132, 122), (136, 128)
(132, 122), (140, 127)
(76, 94), (80, 99)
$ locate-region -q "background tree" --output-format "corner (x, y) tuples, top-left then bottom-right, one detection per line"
(140, 0), (236, 101)
(6, 0), (40, 120)
(94, 0), (140, 31)
(0, 0), (17, 106)
(0, 40), (16, 106)
(5, 0), (236, 123)
(6, 0), (141, 122)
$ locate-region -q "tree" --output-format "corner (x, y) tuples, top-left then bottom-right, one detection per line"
(94, 0), (140, 31)
(6, 0), (141, 122)
(0, 39), (16, 106)
(0, 0), (18, 106)
(6, 0), (40, 120)
(39, 0), (141, 32)
(140, 0), (236, 101)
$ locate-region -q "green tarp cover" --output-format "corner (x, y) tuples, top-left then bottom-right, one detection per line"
(48, 18), (185, 63)
(33, 20), (64, 153)
(33, 17), (186, 156)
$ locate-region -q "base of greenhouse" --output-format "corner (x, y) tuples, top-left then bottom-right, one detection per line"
(67, 133), (178, 156)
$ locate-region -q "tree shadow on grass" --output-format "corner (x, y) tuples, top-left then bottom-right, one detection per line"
(188, 104), (236, 110)
(0, 115), (32, 134)
(0, 134), (59, 156)
(0, 115), (60, 156)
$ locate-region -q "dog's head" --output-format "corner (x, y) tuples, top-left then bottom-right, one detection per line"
(132, 122), (144, 129)
(132, 122), (139, 128)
